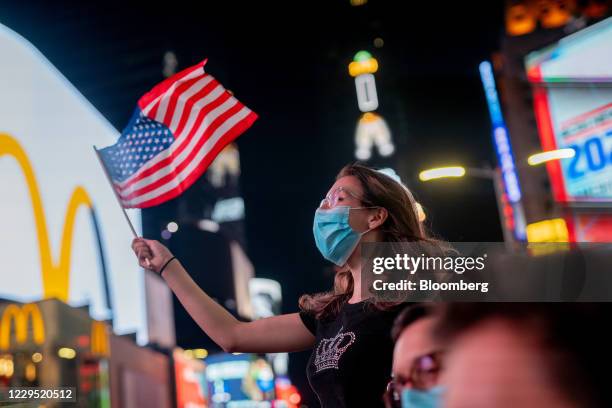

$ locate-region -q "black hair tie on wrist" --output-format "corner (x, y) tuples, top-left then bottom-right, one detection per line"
(159, 256), (177, 276)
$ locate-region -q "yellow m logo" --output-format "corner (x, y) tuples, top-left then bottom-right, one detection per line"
(91, 320), (110, 357)
(0, 303), (45, 350)
(0, 133), (94, 301)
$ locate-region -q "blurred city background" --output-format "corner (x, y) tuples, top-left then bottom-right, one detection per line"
(0, 0), (611, 406)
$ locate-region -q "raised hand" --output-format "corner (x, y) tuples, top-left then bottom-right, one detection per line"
(131, 238), (174, 274)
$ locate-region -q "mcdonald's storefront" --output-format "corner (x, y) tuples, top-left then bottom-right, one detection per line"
(0, 298), (111, 406)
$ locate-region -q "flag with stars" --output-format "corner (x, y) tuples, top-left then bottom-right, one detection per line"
(97, 59), (258, 208)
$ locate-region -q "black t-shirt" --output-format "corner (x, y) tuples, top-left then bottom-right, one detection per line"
(299, 301), (403, 408)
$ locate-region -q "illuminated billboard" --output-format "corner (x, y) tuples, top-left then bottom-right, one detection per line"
(0, 23), (146, 342)
(173, 349), (208, 408)
(526, 17), (612, 203)
(205, 353), (275, 406)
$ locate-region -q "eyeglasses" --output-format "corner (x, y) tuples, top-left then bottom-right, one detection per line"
(319, 186), (365, 209)
(383, 351), (444, 408)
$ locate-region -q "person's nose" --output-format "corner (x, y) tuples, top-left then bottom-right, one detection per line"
(400, 379), (416, 391)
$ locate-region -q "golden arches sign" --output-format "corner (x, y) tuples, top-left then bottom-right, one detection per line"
(90, 320), (110, 357)
(0, 303), (45, 350)
(0, 132), (93, 301)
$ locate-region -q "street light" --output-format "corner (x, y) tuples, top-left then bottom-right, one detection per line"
(419, 166), (466, 181)
(418, 151), (575, 244)
(527, 148), (576, 166)
(419, 152), (576, 186)
(419, 165), (515, 245)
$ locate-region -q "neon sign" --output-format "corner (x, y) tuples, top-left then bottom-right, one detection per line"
(0, 303), (45, 350)
(479, 61), (522, 203)
(349, 51), (394, 160)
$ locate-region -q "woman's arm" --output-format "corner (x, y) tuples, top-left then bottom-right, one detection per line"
(132, 238), (315, 353)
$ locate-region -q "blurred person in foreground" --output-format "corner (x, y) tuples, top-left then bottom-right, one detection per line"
(435, 303), (611, 408)
(132, 163), (444, 407)
(385, 304), (445, 408)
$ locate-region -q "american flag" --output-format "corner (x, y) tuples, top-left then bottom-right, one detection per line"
(97, 59), (257, 208)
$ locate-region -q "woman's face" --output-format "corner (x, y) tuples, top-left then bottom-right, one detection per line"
(321, 175), (373, 233)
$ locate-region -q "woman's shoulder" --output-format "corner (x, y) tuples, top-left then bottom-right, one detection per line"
(298, 309), (318, 335)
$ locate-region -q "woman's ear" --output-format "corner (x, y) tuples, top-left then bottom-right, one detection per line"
(368, 207), (388, 229)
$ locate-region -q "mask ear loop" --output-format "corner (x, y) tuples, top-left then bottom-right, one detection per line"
(348, 206), (383, 236)
(350, 206), (379, 210)
(360, 228), (372, 237)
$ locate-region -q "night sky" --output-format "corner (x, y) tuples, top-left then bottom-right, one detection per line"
(1, 1), (506, 404)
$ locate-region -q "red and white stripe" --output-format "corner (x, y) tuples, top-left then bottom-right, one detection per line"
(115, 60), (257, 208)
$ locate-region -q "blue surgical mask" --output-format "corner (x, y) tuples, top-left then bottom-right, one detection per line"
(313, 206), (371, 266)
(401, 386), (444, 408)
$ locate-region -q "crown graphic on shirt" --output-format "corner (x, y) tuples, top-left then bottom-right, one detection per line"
(314, 327), (356, 372)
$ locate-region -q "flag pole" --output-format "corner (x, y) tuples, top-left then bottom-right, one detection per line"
(93, 146), (139, 238)
(93, 146), (152, 269)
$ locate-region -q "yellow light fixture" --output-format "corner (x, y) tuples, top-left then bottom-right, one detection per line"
(506, 3), (537, 36)
(58, 347), (76, 359)
(526, 218), (569, 243)
(527, 148), (575, 166)
(25, 362), (36, 382)
(0, 356), (14, 377)
(32, 352), (43, 363)
(419, 166), (466, 181)
(538, 0), (574, 29)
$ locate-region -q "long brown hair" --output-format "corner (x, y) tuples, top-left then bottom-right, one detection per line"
(299, 163), (445, 320)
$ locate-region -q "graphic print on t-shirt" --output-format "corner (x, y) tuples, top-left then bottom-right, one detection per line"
(313, 326), (356, 373)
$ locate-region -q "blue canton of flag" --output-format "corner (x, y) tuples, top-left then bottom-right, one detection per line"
(99, 110), (174, 182)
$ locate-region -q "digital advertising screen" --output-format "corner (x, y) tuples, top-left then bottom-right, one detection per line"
(0, 23), (147, 342)
(526, 17), (612, 204)
(205, 353), (275, 408)
(173, 349), (208, 408)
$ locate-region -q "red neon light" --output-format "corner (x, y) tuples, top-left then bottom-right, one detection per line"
(530, 67), (569, 202)
(570, 213), (612, 242)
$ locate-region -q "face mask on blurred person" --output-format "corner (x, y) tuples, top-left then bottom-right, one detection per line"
(313, 206), (373, 266)
(401, 386), (444, 408)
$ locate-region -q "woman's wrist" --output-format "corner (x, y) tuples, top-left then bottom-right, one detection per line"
(159, 256), (177, 277)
